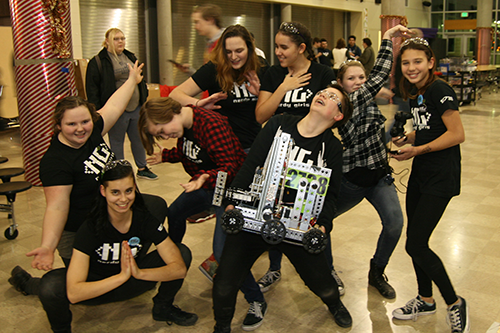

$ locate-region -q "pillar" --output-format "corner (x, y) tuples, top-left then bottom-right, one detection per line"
(281, 4), (292, 22)
(477, 0), (493, 65)
(157, 0), (174, 86)
(9, 0), (77, 185)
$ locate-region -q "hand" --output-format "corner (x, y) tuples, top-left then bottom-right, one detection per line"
(245, 71), (261, 96)
(281, 71), (311, 92)
(197, 92), (228, 110)
(120, 241), (132, 280)
(383, 24), (414, 40)
(225, 204), (235, 212)
(146, 151), (163, 165)
(376, 87), (395, 100)
(122, 241), (141, 279)
(390, 146), (417, 161)
(127, 61), (145, 84)
(27, 246), (55, 271)
(177, 63), (193, 74)
(180, 173), (209, 193)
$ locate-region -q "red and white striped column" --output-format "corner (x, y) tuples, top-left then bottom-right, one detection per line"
(9, 0), (76, 185)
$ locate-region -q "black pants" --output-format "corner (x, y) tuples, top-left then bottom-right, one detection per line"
(405, 184), (458, 305)
(38, 243), (191, 333)
(213, 232), (340, 328)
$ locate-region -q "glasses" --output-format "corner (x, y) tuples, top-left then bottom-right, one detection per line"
(113, 37), (126, 41)
(279, 22), (305, 42)
(316, 90), (342, 114)
(400, 37), (429, 49)
(102, 159), (132, 176)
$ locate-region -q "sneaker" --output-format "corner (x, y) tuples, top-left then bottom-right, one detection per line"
(137, 166), (158, 180)
(329, 300), (352, 328)
(199, 253), (218, 282)
(331, 268), (345, 296)
(242, 301), (267, 331)
(257, 270), (281, 292)
(8, 266), (32, 295)
(187, 210), (215, 223)
(447, 296), (470, 333)
(392, 295), (436, 320)
(213, 325), (231, 333)
(152, 304), (198, 326)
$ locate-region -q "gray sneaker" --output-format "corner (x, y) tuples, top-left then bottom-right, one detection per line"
(392, 295), (436, 320)
(332, 268), (345, 296)
(137, 167), (158, 180)
(257, 270), (281, 292)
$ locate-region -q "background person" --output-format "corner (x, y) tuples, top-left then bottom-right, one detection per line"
(346, 35), (361, 60)
(86, 28), (157, 180)
(332, 38), (347, 77)
(359, 37), (375, 76)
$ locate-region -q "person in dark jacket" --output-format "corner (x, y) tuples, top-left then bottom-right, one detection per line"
(86, 28), (158, 180)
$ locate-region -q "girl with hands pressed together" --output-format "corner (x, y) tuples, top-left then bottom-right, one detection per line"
(390, 37), (469, 333)
(24, 161), (197, 332)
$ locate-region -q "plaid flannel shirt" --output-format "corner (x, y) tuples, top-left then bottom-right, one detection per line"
(161, 105), (246, 190)
(338, 39), (393, 173)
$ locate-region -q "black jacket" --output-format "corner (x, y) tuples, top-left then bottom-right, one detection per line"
(85, 48), (148, 110)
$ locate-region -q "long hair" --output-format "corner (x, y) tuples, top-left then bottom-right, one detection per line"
(53, 96), (99, 135)
(399, 41), (439, 100)
(327, 83), (353, 129)
(87, 160), (146, 238)
(278, 21), (314, 60)
(102, 28), (124, 57)
(138, 97), (183, 155)
(210, 25), (261, 93)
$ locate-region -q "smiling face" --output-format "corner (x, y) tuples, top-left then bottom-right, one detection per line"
(100, 175), (136, 215)
(146, 114), (184, 140)
(274, 32), (305, 68)
(57, 105), (94, 149)
(311, 87), (344, 122)
(225, 36), (249, 70)
(401, 49), (435, 89)
(338, 66), (366, 94)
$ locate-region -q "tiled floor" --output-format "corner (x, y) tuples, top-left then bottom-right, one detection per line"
(1, 91), (500, 333)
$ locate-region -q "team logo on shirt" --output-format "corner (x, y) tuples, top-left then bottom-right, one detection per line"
(440, 96), (454, 104)
(231, 82), (257, 103)
(411, 105), (431, 131)
(183, 138), (202, 164)
(289, 142), (327, 167)
(280, 88), (314, 109)
(95, 239), (142, 264)
(84, 143), (115, 181)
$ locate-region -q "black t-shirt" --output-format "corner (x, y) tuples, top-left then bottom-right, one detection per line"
(182, 126), (218, 171)
(73, 207), (168, 278)
(192, 59), (268, 149)
(39, 117), (115, 232)
(409, 79), (461, 197)
(317, 47), (333, 67)
(260, 61), (336, 118)
(229, 114), (343, 233)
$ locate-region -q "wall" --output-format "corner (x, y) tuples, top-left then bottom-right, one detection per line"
(0, 26), (17, 118)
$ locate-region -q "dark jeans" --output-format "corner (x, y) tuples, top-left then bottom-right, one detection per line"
(38, 243), (191, 333)
(213, 231), (340, 328)
(405, 184), (458, 306)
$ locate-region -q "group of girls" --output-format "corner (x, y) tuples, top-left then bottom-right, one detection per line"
(8, 17), (468, 333)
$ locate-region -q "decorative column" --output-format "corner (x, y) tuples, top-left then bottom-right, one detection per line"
(477, 0), (493, 65)
(9, 0), (76, 185)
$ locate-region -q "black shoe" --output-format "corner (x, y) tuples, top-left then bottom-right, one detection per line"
(329, 301), (352, 328)
(8, 266), (32, 295)
(368, 259), (396, 299)
(213, 324), (231, 333)
(242, 301), (267, 331)
(152, 304), (198, 326)
(447, 296), (470, 333)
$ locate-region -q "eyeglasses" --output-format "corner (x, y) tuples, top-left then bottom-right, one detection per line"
(113, 37), (126, 41)
(102, 159), (132, 176)
(316, 89), (342, 114)
(279, 22), (305, 42)
(400, 37), (429, 49)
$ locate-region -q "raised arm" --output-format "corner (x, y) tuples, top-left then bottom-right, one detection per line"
(99, 61), (144, 135)
(170, 78), (227, 110)
(26, 185), (72, 271)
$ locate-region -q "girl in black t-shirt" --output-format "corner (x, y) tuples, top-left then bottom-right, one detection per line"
(391, 38), (469, 333)
(36, 160), (197, 332)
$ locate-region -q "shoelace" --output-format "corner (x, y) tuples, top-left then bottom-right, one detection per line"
(248, 302), (264, 319)
(447, 306), (463, 331)
(401, 297), (423, 321)
(262, 271), (279, 284)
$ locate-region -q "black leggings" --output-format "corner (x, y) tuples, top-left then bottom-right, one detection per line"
(405, 185), (458, 305)
(38, 243), (191, 333)
(213, 231), (340, 328)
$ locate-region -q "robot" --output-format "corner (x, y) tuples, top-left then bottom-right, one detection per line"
(212, 129), (331, 254)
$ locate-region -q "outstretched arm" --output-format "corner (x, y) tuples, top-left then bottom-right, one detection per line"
(26, 185), (72, 271)
(99, 61), (144, 135)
